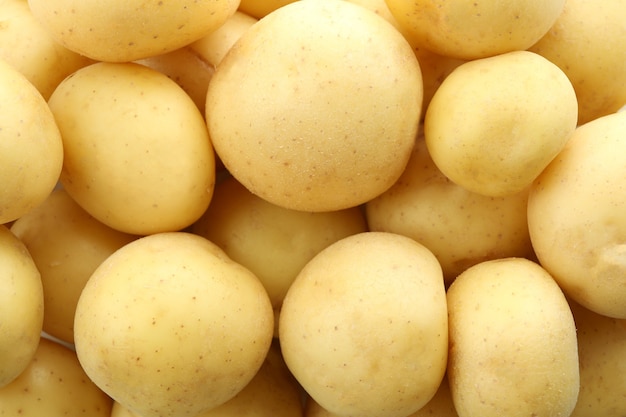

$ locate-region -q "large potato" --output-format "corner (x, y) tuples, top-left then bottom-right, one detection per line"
(0, 225), (43, 388)
(280, 232), (448, 417)
(0, 337), (113, 416)
(527, 111), (626, 318)
(74, 232), (274, 417)
(27, 0), (240, 62)
(367, 136), (533, 284)
(446, 258), (579, 417)
(0, 58), (63, 224)
(48, 62), (215, 235)
(10, 189), (138, 344)
(529, 0), (626, 125)
(206, 0), (422, 212)
(425, 50), (578, 197)
(385, 0), (565, 60)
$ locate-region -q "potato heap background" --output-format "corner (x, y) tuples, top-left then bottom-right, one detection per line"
(0, 0), (625, 416)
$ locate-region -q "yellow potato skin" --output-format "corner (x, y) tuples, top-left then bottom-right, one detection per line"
(446, 258), (579, 417)
(0, 337), (113, 416)
(0, 58), (63, 224)
(280, 232), (448, 417)
(206, 0), (422, 212)
(74, 232), (274, 417)
(528, 111), (626, 318)
(0, 225), (44, 388)
(425, 50), (578, 197)
(48, 62), (215, 235)
(27, 0), (240, 62)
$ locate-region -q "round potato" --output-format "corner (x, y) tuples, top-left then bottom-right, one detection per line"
(192, 176), (368, 310)
(446, 258), (579, 417)
(0, 337), (113, 416)
(0, 58), (63, 224)
(425, 50), (578, 197)
(10, 189), (138, 344)
(0, 225), (44, 388)
(280, 232), (448, 417)
(527, 111), (626, 318)
(27, 0), (240, 62)
(385, 0), (565, 60)
(206, 0), (422, 212)
(366, 136), (533, 284)
(528, 0), (626, 125)
(74, 232), (274, 417)
(48, 62), (215, 235)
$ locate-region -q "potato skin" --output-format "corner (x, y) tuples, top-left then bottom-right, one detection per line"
(446, 258), (579, 417)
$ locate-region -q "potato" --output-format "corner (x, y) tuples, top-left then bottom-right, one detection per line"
(27, 0), (240, 62)
(366, 136), (533, 284)
(0, 225), (43, 388)
(385, 0), (565, 60)
(280, 232), (448, 417)
(425, 50), (578, 197)
(528, 0), (626, 125)
(0, 337), (113, 415)
(0, 0), (94, 99)
(10, 189), (138, 344)
(112, 342), (304, 417)
(74, 232), (274, 417)
(48, 62), (215, 235)
(446, 258), (579, 417)
(206, 0), (422, 212)
(237, 0), (296, 19)
(527, 111), (626, 318)
(192, 176), (368, 311)
(569, 300), (626, 417)
(0, 58), (63, 224)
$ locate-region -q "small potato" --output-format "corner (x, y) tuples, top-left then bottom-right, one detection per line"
(527, 111), (626, 318)
(366, 136), (533, 284)
(74, 232), (274, 417)
(0, 58), (63, 224)
(569, 300), (626, 417)
(280, 232), (448, 417)
(425, 50), (578, 197)
(0, 225), (43, 388)
(48, 62), (215, 235)
(446, 258), (580, 417)
(529, 0), (626, 125)
(206, 0), (422, 212)
(27, 0), (240, 62)
(0, 337), (113, 415)
(0, 0), (94, 99)
(385, 0), (565, 60)
(10, 189), (138, 344)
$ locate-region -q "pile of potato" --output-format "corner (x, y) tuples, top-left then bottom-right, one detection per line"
(1, 0), (625, 416)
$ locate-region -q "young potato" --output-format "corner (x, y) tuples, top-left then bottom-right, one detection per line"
(366, 136), (533, 285)
(74, 232), (274, 417)
(425, 50), (578, 197)
(385, 0), (565, 60)
(111, 342), (304, 417)
(48, 62), (215, 235)
(528, 111), (626, 319)
(0, 225), (43, 388)
(280, 232), (448, 417)
(10, 189), (138, 344)
(27, 0), (240, 62)
(0, 337), (113, 416)
(0, 0), (94, 99)
(237, 0), (296, 19)
(569, 300), (626, 417)
(192, 176), (368, 311)
(528, 0), (626, 125)
(206, 0), (423, 212)
(446, 258), (580, 417)
(0, 58), (63, 224)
